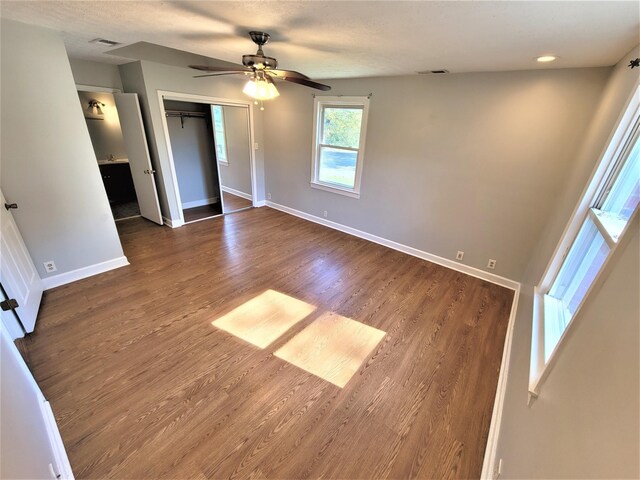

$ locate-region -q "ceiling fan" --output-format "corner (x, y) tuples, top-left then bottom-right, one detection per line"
(189, 31), (331, 101)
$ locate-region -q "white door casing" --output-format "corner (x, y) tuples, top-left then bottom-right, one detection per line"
(0, 189), (43, 336)
(113, 93), (163, 225)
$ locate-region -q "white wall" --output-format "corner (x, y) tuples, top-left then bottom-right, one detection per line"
(495, 46), (640, 479)
(69, 58), (123, 91)
(77, 91), (127, 161)
(261, 68), (609, 281)
(219, 105), (253, 196)
(119, 60), (265, 223)
(0, 19), (125, 279)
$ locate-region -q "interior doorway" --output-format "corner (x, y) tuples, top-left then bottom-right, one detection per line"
(159, 91), (257, 225)
(76, 86), (162, 225)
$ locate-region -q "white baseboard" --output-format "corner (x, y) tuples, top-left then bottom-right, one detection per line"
(182, 197), (219, 209)
(41, 400), (74, 479)
(265, 201), (520, 291)
(41, 256), (129, 290)
(254, 200), (266, 207)
(221, 186), (252, 200)
(480, 288), (520, 480)
(162, 216), (184, 229)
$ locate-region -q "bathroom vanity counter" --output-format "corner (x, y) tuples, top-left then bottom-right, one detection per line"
(97, 158), (129, 165)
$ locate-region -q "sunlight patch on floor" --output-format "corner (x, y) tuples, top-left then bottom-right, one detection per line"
(211, 289), (316, 348)
(274, 312), (386, 388)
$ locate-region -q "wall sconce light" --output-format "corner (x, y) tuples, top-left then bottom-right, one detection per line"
(86, 99), (105, 119)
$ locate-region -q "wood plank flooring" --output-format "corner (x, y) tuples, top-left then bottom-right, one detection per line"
(19, 207), (513, 479)
(223, 191), (253, 212)
(183, 202), (223, 223)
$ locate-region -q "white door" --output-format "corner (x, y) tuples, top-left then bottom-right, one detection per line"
(0, 189), (43, 337)
(0, 325), (74, 479)
(113, 93), (163, 225)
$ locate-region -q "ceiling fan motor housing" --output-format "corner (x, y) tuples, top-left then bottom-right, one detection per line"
(243, 54), (278, 69)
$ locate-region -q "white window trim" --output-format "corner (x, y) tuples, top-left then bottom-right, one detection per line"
(529, 86), (640, 402)
(213, 105), (229, 166)
(310, 96), (370, 199)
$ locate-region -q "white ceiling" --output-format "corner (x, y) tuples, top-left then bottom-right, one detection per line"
(1, 1), (638, 79)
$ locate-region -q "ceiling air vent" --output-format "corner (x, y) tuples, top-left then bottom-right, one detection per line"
(89, 38), (122, 47)
(417, 69), (450, 75)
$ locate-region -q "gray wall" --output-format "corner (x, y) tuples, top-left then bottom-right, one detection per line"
(219, 105), (253, 196)
(496, 46), (640, 479)
(0, 19), (124, 278)
(262, 68), (609, 281)
(119, 60), (265, 223)
(69, 58), (123, 90)
(77, 91), (127, 161)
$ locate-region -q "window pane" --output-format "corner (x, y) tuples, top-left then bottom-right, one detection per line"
(549, 218), (610, 317)
(597, 132), (639, 227)
(322, 107), (363, 148)
(318, 147), (357, 188)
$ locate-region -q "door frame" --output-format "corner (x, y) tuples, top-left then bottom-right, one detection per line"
(157, 90), (258, 226)
(76, 85), (164, 225)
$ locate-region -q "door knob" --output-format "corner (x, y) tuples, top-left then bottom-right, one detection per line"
(4, 203), (17, 210)
(144, 169), (156, 174)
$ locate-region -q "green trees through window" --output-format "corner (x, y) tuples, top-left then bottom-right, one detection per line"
(322, 108), (363, 148)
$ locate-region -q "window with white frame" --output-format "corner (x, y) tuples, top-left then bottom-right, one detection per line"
(212, 105), (228, 165)
(530, 88), (640, 396)
(311, 96), (370, 198)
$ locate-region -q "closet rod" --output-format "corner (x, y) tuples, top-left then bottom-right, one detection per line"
(165, 111), (208, 117)
(165, 110), (208, 128)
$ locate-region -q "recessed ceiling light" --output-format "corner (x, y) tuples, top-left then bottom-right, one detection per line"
(536, 55), (557, 63)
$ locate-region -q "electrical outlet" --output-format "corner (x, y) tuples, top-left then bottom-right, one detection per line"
(323, 210), (328, 218)
(456, 251), (464, 260)
(493, 458), (503, 479)
(43, 261), (57, 273)
(488, 259), (497, 270)
(267, 192), (272, 200)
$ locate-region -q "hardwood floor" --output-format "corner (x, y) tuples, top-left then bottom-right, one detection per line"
(223, 191), (253, 212)
(20, 208), (513, 479)
(183, 202), (223, 223)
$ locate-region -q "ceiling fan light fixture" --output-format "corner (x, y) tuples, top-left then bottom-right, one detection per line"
(243, 76), (280, 100)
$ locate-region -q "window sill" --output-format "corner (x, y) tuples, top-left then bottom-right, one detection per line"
(529, 289), (573, 404)
(310, 181), (360, 199)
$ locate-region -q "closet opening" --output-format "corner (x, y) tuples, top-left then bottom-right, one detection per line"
(164, 100), (223, 223)
(160, 92), (257, 226)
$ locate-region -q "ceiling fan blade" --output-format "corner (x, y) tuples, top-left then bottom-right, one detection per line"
(277, 75), (331, 91)
(189, 65), (249, 73)
(193, 72), (248, 78)
(268, 69), (310, 80)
